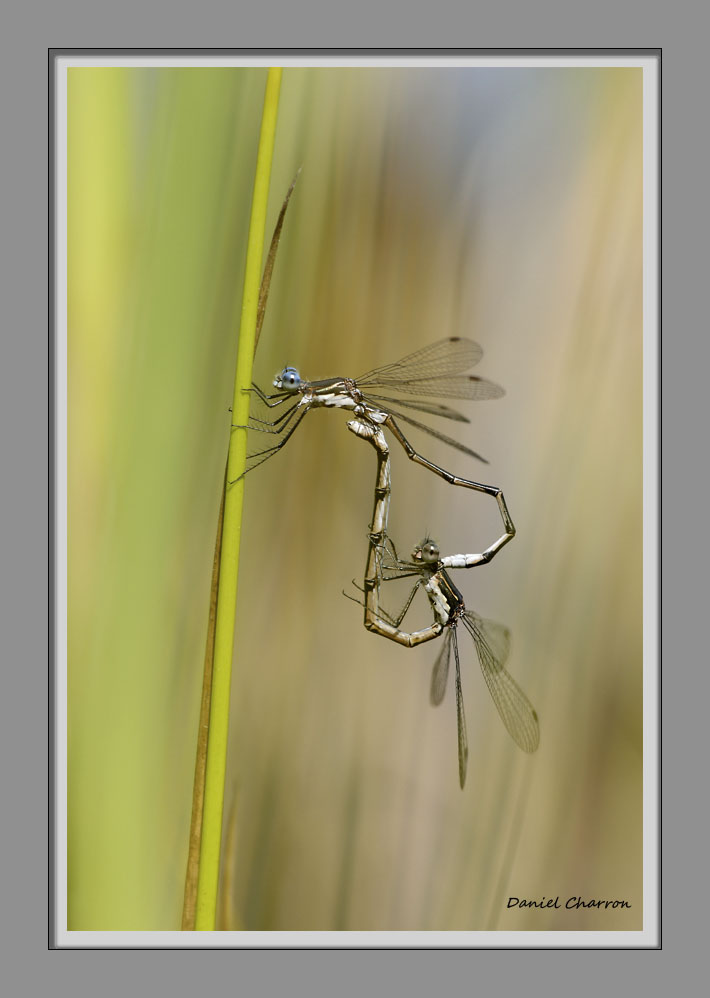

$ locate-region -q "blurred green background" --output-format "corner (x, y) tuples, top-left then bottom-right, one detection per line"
(67, 66), (643, 931)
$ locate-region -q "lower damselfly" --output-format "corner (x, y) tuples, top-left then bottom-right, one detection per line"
(234, 337), (511, 504)
(346, 418), (538, 789)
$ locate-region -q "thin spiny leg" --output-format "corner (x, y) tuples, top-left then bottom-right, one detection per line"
(234, 400), (301, 434)
(229, 408), (309, 483)
(389, 579), (422, 628)
(246, 383), (292, 407)
(342, 585), (402, 627)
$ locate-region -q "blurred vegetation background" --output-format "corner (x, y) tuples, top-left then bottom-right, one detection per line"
(67, 66), (643, 931)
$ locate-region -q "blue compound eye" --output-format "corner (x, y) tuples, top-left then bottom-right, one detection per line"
(275, 366), (301, 391)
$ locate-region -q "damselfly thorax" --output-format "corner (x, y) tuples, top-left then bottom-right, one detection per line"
(421, 563), (466, 630)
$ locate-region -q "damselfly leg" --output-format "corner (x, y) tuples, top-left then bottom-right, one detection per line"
(233, 407), (310, 478)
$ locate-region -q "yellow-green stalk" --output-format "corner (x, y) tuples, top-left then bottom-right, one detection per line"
(194, 67), (282, 931)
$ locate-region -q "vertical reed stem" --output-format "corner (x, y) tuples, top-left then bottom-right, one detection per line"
(194, 67), (282, 931)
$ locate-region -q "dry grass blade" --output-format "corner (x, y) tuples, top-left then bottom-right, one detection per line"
(255, 166), (301, 352)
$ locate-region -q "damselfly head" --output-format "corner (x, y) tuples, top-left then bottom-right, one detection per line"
(274, 366), (302, 392)
(412, 538), (440, 564)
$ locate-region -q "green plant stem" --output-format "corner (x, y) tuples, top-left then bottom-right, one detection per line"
(181, 465), (225, 930)
(194, 67), (282, 931)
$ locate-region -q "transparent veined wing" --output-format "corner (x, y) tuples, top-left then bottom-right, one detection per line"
(363, 394), (471, 422)
(430, 627), (453, 706)
(462, 612), (540, 753)
(377, 405), (490, 463)
(361, 376), (504, 401)
(355, 338), (497, 399)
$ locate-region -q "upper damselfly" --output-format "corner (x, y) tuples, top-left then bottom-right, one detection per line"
(235, 337), (512, 504)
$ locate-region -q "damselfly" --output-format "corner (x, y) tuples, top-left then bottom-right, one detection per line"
(235, 337), (512, 505)
(346, 418), (538, 789)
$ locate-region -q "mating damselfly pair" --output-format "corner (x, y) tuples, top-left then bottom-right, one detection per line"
(344, 417), (539, 788)
(239, 335), (539, 787)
